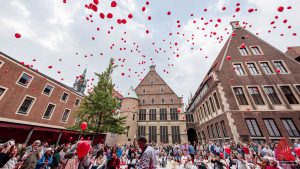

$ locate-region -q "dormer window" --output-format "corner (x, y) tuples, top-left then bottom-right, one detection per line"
(250, 46), (263, 55)
(239, 47), (250, 56)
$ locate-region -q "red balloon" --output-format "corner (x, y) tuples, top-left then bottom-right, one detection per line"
(226, 56), (231, 60)
(225, 147), (231, 154)
(128, 13), (133, 19)
(77, 141), (90, 159)
(277, 6), (284, 12)
(167, 11), (171, 15)
(220, 153), (224, 159)
(107, 13), (113, 19)
(111, 1), (117, 7)
(295, 147), (300, 156)
(99, 13), (105, 19)
(80, 122), (88, 130)
(276, 69), (281, 73)
(15, 33), (21, 38)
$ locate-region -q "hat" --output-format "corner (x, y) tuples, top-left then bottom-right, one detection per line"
(34, 140), (41, 145)
(137, 136), (147, 143)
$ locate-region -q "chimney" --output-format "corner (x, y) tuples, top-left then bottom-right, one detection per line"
(230, 21), (241, 30)
(150, 65), (156, 71)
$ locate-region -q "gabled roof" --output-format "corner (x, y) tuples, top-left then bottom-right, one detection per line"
(135, 66), (181, 98)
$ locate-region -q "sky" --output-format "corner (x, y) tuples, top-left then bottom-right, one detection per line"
(0, 0), (299, 106)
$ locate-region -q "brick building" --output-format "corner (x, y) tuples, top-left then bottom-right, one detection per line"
(108, 65), (187, 145)
(0, 52), (105, 145)
(186, 21), (300, 145)
(285, 46), (300, 63)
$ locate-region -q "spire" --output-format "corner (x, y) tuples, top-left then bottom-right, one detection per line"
(73, 68), (87, 94)
(82, 68), (87, 77)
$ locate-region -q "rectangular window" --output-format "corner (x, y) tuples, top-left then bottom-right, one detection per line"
(251, 46), (263, 55)
(17, 72), (33, 87)
(43, 84), (54, 96)
(215, 123), (221, 138)
(161, 98), (165, 104)
(75, 99), (81, 107)
(221, 121), (228, 137)
(160, 108), (167, 120)
(273, 61), (288, 73)
(43, 103), (56, 119)
(233, 87), (248, 105)
(61, 109), (71, 122)
(17, 96), (35, 115)
(233, 63), (245, 75)
(149, 126), (157, 143)
(171, 126), (181, 144)
(280, 86), (299, 104)
(160, 126), (169, 143)
(149, 109), (156, 121)
(170, 108), (178, 120)
(239, 47), (249, 56)
(281, 119), (300, 137)
(248, 87), (265, 105)
(246, 119), (262, 137)
(211, 125), (216, 138)
(263, 119), (281, 137)
(205, 101), (211, 115)
(0, 87), (7, 100)
(139, 109), (146, 121)
(247, 63), (260, 75)
(207, 126), (211, 138)
(213, 93), (220, 109)
(263, 86), (281, 104)
(138, 126), (146, 137)
(209, 97), (215, 112)
(61, 92), (69, 102)
(260, 62), (273, 74)
(161, 87), (164, 94)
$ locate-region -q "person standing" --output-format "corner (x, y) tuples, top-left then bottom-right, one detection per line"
(188, 142), (195, 163)
(136, 136), (157, 169)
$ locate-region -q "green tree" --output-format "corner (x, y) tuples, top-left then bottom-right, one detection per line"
(71, 58), (127, 136)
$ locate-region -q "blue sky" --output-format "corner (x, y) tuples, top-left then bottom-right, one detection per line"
(0, 0), (299, 105)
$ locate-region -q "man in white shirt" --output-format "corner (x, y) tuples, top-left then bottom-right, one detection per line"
(137, 136), (157, 169)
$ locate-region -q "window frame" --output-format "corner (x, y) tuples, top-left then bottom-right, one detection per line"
(160, 108), (167, 121)
(213, 92), (221, 110)
(139, 109), (146, 121)
(60, 92), (69, 103)
(262, 85), (282, 105)
(232, 86), (249, 105)
(245, 118), (263, 137)
(294, 84), (300, 94)
(61, 108), (71, 123)
(15, 95), (36, 116)
(246, 62), (261, 75)
(259, 61), (275, 75)
(272, 60), (290, 74)
(138, 126), (146, 137)
(281, 118), (300, 137)
(16, 71), (34, 88)
(221, 121), (228, 137)
(0, 86), (8, 101)
(278, 85), (299, 105)
(42, 83), (55, 97)
(171, 126), (181, 144)
(232, 63), (247, 76)
(238, 46), (251, 56)
(160, 126), (169, 143)
(149, 126), (157, 143)
(74, 98), (81, 107)
(250, 45), (264, 55)
(247, 86), (265, 105)
(42, 102), (56, 120)
(149, 109), (157, 121)
(170, 108), (179, 120)
(263, 118), (281, 137)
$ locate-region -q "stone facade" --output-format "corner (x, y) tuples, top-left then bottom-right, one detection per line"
(113, 66), (187, 145)
(186, 21), (300, 145)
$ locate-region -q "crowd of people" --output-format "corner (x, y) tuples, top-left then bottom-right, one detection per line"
(1, 136), (300, 169)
